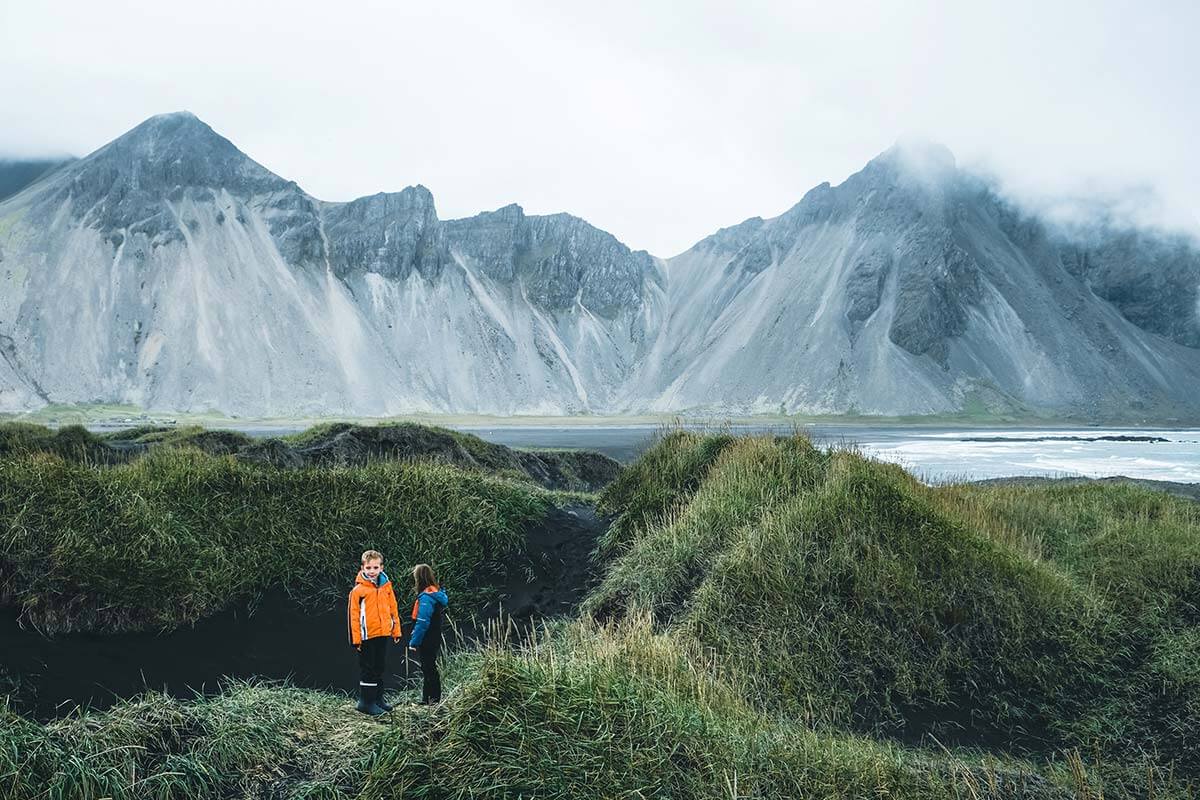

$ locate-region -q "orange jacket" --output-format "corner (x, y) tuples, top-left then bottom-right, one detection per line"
(347, 571), (401, 645)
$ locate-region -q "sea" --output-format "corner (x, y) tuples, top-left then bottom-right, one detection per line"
(189, 422), (1200, 484)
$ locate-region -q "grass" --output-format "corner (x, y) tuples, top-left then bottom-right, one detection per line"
(279, 420), (613, 488)
(7, 616), (1177, 800)
(0, 420), (524, 463)
(2, 428), (1198, 798)
(0, 447), (553, 633)
(593, 428), (735, 557)
(369, 617), (1042, 800)
(278, 421), (359, 446)
(936, 482), (1200, 631)
(587, 432), (1200, 773)
(0, 682), (382, 800)
(683, 451), (1110, 744)
(281, 421), (500, 463)
(0, 423), (250, 461)
(0, 421), (618, 493)
(99, 424), (252, 449)
(933, 481), (1200, 765)
(0, 423), (119, 463)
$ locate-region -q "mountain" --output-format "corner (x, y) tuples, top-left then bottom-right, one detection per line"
(0, 158), (74, 203)
(631, 143), (1200, 418)
(0, 112), (662, 415)
(0, 113), (1197, 419)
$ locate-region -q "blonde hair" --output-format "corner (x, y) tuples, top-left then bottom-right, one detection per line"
(361, 549), (384, 565)
(412, 563), (436, 593)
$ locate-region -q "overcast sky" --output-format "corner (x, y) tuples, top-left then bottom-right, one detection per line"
(1, 0), (1196, 256)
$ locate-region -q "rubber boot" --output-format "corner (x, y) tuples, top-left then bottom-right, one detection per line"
(356, 685), (385, 716)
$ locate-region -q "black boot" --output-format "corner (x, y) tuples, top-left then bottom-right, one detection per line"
(356, 684), (385, 716)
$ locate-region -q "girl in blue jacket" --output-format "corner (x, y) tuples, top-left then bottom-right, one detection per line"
(408, 563), (449, 704)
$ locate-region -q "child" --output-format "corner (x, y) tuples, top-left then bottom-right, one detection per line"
(407, 563), (449, 704)
(347, 549), (401, 715)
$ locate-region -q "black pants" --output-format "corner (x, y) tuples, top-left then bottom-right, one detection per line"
(417, 643), (441, 703)
(359, 637), (389, 689)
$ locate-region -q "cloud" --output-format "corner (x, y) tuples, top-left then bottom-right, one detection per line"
(1, 0), (1195, 256)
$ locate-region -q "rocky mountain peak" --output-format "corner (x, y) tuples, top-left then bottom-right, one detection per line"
(14, 111), (287, 238)
(331, 185), (438, 222)
(691, 216), (766, 256)
(491, 203), (526, 221)
(81, 110), (281, 193)
(0, 113), (299, 217)
(323, 186), (444, 280)
(850, 139), (963, 210)
(121, 110), (209, 142)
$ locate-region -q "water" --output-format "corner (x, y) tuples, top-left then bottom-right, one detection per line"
(451, 424), (1200, 483)
(841, 427), (1200, 483)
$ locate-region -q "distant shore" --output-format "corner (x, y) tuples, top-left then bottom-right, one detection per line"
(5, 403), (1195, 431)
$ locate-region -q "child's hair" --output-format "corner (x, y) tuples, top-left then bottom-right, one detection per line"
(361, 549), (384, 565)
(412, 563), (436, 593)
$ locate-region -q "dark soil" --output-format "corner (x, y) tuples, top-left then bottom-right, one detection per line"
(473, 504), (607, 622)
(0, 503), (608, 719)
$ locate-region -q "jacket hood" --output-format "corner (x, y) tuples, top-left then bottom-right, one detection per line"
(421, 585), (448, 606)
(355, 570), (390, 589)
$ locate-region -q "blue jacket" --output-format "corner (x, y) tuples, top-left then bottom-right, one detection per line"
(409, 586), (449, 647)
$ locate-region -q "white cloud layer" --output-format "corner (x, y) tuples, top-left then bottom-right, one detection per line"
(2, 0), (1196, 255)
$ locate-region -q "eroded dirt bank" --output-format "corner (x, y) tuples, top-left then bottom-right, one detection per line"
(2, 504), (608, 719)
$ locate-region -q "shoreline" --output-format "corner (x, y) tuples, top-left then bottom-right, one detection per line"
(6, 404), (1198, 432)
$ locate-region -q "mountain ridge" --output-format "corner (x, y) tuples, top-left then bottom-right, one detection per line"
(1, 112), (1197, 420)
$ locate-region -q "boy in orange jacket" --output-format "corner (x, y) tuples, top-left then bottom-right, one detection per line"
(347, 549), (401, 715)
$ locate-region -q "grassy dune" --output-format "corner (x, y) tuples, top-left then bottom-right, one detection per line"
(594, 429), (735, 557)
(0, 420), (618, 493)
(0, 446), (551, 633)
(589, 432), (1200, 774)
(0, 423), (126, 463)
(1, 618), (1142, 800)
(2, 430), (1197, 798)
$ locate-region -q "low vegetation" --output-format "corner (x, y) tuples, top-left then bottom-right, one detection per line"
(588, 432), (1200, 777)
(594, 428), (735, 556)
(0, 446), (552, 633)
(3, 617), (1165, 800)
(2, 429), (1197, 798)
(0, 422), (123, 463)
(0, 420), (620, 491)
